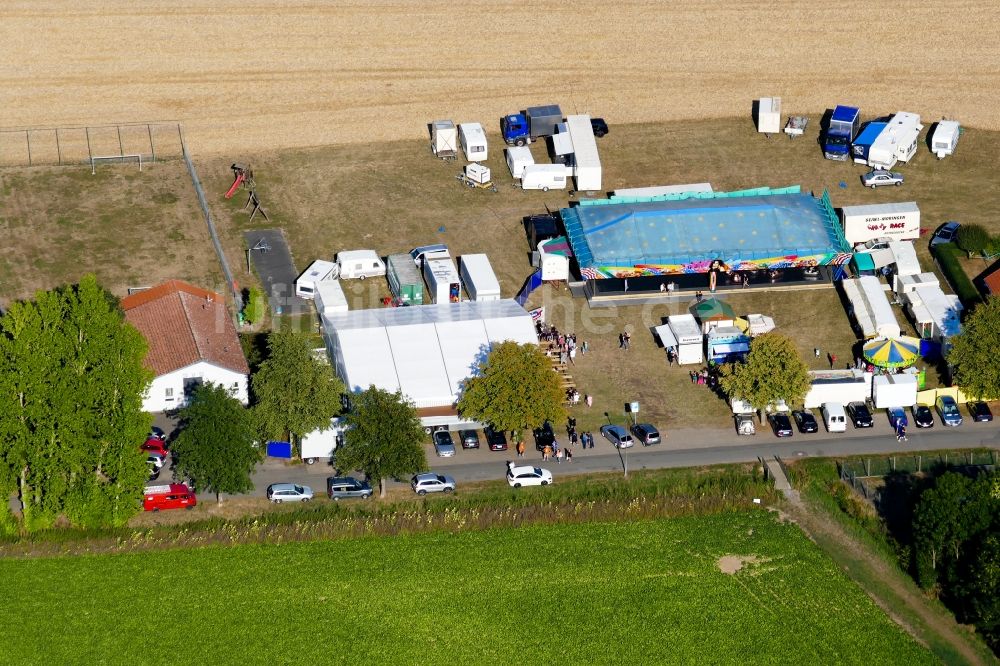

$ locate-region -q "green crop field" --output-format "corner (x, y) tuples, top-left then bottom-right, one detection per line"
(1, 511), (930, 664)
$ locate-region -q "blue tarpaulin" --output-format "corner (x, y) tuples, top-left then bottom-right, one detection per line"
(267, 441), (292, 458)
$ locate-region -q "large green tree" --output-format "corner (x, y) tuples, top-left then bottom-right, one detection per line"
(948, 296), (1000, 400)
(457, 341), (566, 437)
(336, 386), (426, 498)
(718, 332), (810, 414)
(170, 383), (259, 504)
(0, 275), (152, 530)
(956, 223), (993, 257)
(251, 331), (344, 453)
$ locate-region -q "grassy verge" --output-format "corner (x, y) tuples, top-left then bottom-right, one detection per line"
(0, 511), (932, 664)
(932, 242), (983, 307)
(0, 464), (777, 557)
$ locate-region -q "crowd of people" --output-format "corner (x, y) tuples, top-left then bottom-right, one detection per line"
(538, 322), (586, 365)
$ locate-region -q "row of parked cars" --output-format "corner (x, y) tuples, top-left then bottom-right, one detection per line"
(764, 396), (992, 437)
(431, 426), (509, 457)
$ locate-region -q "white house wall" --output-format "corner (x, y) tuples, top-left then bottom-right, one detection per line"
(143, 361), (248, 413)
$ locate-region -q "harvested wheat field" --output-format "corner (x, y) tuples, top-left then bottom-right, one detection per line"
(1, 1), (998, 157)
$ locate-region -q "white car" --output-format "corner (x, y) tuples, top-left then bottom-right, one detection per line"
(411, 473), (456, 495)
(266, 483), (314, 503)
(861, 169), (904, 188)
(600, 424), (634, 448)
(506, 465), (553, 488)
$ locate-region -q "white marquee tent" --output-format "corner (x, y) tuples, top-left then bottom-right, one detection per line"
(321, 300), (538, 408)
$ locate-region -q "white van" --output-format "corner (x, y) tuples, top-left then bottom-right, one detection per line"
(520, 164), (568, 192)
(822, 402), (848, 433)
(336, 250), (386, 280)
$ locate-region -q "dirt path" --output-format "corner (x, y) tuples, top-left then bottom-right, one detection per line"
(785, 493), (993, 666)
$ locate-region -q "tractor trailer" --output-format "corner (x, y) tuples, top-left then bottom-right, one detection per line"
(501, 105), (563, 146)
(823, 105), (861, 160)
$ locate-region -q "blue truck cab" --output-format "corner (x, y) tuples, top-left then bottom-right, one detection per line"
(501, 113), (530, 146)
(501, 104), (562, 146)
(823, 105), (861, 160)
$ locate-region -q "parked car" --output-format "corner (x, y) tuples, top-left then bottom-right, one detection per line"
(935, 396), (963, 426)
(929, 221), (961, 247)
(768, 413), (793, 438)
(149, 426), (167, 441)
(411, 472), (456, 495)
(266, 483), (314, 503)
(483, 426), (508, 451)
(506, 465), (553, 488)
(912, 404), (934, 428)
(847, 402), (874, 428)
(326, 476), (373, 501)
(533, 421), (556, 451)
(968, 401), (994, 423)
(792, 410), (818, 433)
(600, 424), (634, 448)
(630, 423), (660, 446)
(861, 169), (904, 188)
(590, 117), (609, 138)
(459, 429), (480, 449)
(887, 407), (908, 430)
(146, 452), (166, 472)
(140, 437), (168, 457)
(432, 430), (456, 457)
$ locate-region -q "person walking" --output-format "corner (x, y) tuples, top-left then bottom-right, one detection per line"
(829, 353), (837, 369)
(516, 440), (525, 458)
(618, 332), (625, 349)
(569, 346), (577, 364)
(814, 347), (821, 358)
(623, 331), (631, 350)
(566, 448), (573, 463)
(542, 444), (552, 461)
(585, 394), (593, 408)
(555, 447), (564, 464)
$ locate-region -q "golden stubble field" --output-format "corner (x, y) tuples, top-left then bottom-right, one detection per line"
(1, 0), (998, 157)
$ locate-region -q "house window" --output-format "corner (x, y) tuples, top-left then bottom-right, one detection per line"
(165, 387), (175, 401)
(231, 382), (240, 395)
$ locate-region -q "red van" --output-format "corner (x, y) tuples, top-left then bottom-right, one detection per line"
(143, 484), (197, 512)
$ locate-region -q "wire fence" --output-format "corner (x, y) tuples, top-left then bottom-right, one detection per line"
(840, 450), (997, 500)
(0, 122), (183, 168)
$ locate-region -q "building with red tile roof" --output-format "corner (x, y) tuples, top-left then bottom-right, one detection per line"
(122, 280), (249, 412)
(984, 265), (1000, 297)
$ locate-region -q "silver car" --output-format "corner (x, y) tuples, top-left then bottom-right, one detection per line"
(411, 473), (456, 495)
(600, 424), (634, 448)
(266, 483), (314, 503)
(432, 430), (456, 457)
(861, 169), (904, 188)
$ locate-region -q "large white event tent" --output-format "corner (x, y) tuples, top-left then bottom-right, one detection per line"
(321, 300), (538, 409)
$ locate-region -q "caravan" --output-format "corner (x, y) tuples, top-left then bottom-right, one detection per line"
(458, 122), (488, 162)
(930, 120), (960, 159)
(336, 250), (386, 280)
(295, 260), (336, 298)
(520, 164), (569, 191)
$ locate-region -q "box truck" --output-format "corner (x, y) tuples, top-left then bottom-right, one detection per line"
(823, 105), (861, 160)
(839, 202), (920, 246)
(501, 105), (563, 146)
(520, 164), (569, 191)
(458, 122), (488, 162)
(424, 257), (462, 304)
(387, 253), (425, 305)
(930, 120), (960, 159)
(459, 254), (501, 301)
(295, 259), (337, 298)
(336, 250), (386, 280)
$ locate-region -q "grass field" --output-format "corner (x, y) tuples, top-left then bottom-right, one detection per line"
(0, 511), (932, 664)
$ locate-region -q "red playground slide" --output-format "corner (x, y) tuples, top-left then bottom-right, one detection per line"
(224, 173), (244, 199)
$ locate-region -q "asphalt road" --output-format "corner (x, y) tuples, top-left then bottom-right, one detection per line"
(236, 420), (1000, 499)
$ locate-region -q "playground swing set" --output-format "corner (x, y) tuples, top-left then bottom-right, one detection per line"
(225, 163), (269, 222)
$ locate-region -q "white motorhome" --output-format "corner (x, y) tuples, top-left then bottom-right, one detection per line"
(520, 164), (569, 191)
(930, 120), (960, 159)
(313, 279), (348, 315)
(867, 112), (923, 169)
(336, 250), (386, 280)
(840, 202), (920, 246)
(756, 97), (781, 134)
(295, 259), (337, 298)
(459, 254), (501, 302)
(822, 402), (848, 432)
(505, 146), (534, 180)
(423, 257), (462, 304)
(565, 114), (602, 192)
(458, 122), (488, 162)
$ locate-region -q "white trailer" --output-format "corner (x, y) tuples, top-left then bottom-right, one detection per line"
(842, 276), (901, 340)
(313, 279), (348, 315)
(336, 250), (386, 280)
(458, 122), (488, 162)
(756, 97), (781, 134)
(565, 114), (602, 192)
(295, 259), (337, 298)
(423, 257), (462, 304)
(930, 120), (960, 159)
(459, 254), (501, 302)
(505, 146), (534, 179)
(840, 202), (920, 246)
(520, 164), (569, 191)
(300, 417), (345, 465)
(867, 112), (923, 169)
(430, 120), (458, 158)
(804, 370), (872, 409)
(667, 314), (704, 365)
(872, 373), (918, 409)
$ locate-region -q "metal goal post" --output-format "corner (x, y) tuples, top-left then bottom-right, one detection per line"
(91, 153), (142, 174)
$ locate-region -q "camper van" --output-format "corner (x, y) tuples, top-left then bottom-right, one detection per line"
(520, 164), (568, 191)
(930, 121), (960, 159)
(295, 259), (336, 298)
(336, 250), (386, 280)
(822, 402), (848, 433)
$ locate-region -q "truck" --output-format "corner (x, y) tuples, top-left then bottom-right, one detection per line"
(386, 253), (424, 305)
(458, 253), (501, 301)
(423, 257), (462, 304)
(501, 105), (562, 147)
(823, 105), (861, 160)
(839, 201), (920, 246)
